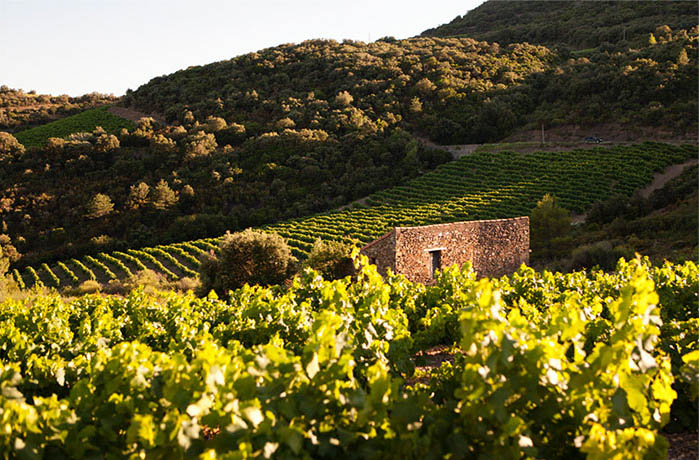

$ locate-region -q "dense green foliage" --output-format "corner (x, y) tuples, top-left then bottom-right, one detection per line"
(127, 34), (697, 145)
(530, 193), (571, 255)
(1, 256), (696, 457)
(539, 162), (699, 271)
(13, 106), (134, 147)
(126, 38), (555, 145)
(1, 112), (449, 267)
(3, 4), (696, 268)
(14, 143), (696, 289)
(199, 229), (296, 294)
(0, 85), (117, 132)
(301, 239), (356, 281)
(422, 1), (697, 49)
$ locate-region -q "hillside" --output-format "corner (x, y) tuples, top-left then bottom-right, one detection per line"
(12, 142), (696, 290)
(422, 0), (698, 49)
(1, 2), (697, 273)
(0, 85), (117, 132)
(127, 35), (697, 145)
(14, 106), (135, 148)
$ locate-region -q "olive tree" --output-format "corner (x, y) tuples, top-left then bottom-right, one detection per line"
(199, 229), (296, 294)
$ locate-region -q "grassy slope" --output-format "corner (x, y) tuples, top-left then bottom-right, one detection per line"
(14, 106), (134, 147)
(15, 142), (696, 288)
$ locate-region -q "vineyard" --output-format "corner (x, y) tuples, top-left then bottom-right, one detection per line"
(14, 106), (134, 147)
(12, 142), (696, 290)
(1, 255), (697, 458)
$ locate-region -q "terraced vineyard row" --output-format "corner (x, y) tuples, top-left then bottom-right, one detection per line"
(15, 142), (696, 288)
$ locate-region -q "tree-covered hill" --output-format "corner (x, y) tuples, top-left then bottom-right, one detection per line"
(126, 38), (555, 144)
(1, 3), (696, 269)
(127, 33), (697, 147)
(0, 85), (117, 132)
(421, 0), (697, 49)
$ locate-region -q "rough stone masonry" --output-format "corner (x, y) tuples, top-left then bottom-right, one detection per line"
(360, 217), (529, 284)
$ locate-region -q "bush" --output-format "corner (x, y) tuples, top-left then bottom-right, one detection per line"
(0, 132), (25, 158)
(530, 194), (571, 254)
(302, 239), (355, 280)
(570, 241), (633, 271)
(72, 280), (101, 295)
(198, 229), (296, 294)
(184, 131), (217, 158)
(85, 193), (114, 219)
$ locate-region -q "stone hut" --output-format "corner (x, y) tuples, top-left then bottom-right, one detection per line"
(360, 217), (529, 283)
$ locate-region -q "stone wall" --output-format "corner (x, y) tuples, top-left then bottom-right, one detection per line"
(361, 217), (529, 284)
(360, 229), (396, 277)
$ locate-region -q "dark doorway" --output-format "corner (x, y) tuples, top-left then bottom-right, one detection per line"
(430, 250), (442, 278)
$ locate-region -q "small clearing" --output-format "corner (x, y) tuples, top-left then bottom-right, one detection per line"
(108, 106), (165, 125)
(412, 135), (480, 159)
(640, 158), (698, 198)
(336, 197), (369, 212)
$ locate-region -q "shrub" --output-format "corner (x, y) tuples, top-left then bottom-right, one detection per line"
(334, 91), (354, 106)
(302, 239), (355, 280)
(94, 134), (120, 153)
(184, 131), (217, 158)
(0, 132), (25, 158)
(85, 193), (114, 219)
(530, 194), (571, 253)
(198, 229), (296, 294)
(570, 241), (633, 271)
(73, 279), (101, 295)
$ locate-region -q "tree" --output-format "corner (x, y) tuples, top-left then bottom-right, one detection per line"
(409, 97), (423, 113)
(335, 91), (354, 106)
(0, 235), (20, 296)
(95, 134), (120, 153)
(205, 116), (227, 132)
(149, 134), (176, 154)
(302, 239), (355, 280)
(198, 229), (296, 294)
(151, 179), (178, 210)
(0, 132), (25, 159)
(678, 48), (689, 66)
(530, 194), (571, 252)
(126, 182), (151, 210)
(0, 234), (19, 277)
(85, 193), (114, 219)
(184, 131), (217, 158)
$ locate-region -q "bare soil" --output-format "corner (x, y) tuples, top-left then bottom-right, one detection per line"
(504, 123), (696, 144)
(108, 106), (166, 125)
(667, 432), (698, 460)
(336, 197), (370, 212)
(640, 158), (698, 198)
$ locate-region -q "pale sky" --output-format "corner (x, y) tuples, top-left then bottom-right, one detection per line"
(0, 0), (484, 96)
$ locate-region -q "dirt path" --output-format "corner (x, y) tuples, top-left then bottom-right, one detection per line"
(108, 106), (166, 125)
(413, 135), (481, 159)
(570, 158), (697, 224)
(336, 197), (370, 212)
(640, 158), (698, 198)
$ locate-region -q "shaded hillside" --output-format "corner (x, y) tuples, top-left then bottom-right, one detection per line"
(422, 0), (698, 49)
(1, 110), (451, 268)
(14, 142), (696, 289)
(0, 85), (117, 132)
